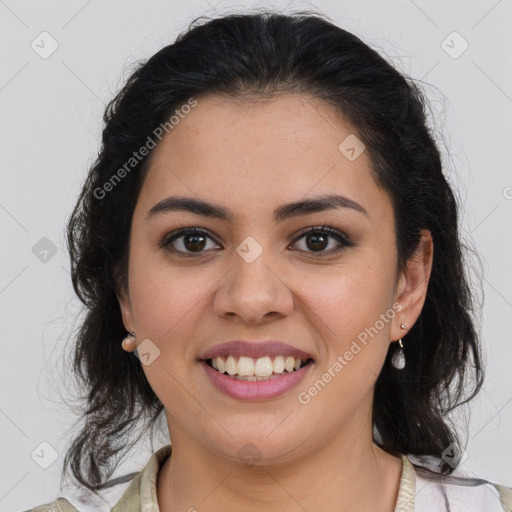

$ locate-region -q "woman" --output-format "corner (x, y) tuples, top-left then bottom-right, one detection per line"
(26, 10), (511, 512)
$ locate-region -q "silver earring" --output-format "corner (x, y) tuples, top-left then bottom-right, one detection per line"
(391, 324), (407, 370)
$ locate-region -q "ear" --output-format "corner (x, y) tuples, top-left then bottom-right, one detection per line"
(391, 229), (433, 341)
(116, 283), (136, 335)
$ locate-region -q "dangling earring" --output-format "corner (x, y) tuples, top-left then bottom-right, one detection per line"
(121, 330), (136, 352)
(391, 324), (407, 370)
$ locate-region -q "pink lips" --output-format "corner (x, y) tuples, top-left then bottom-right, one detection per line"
(199, 340), (315, 401)
(201, 360), (313, 400)
(199, 340), (313, 360)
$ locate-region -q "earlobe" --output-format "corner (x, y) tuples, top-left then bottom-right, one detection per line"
(392, 229), (433, 341)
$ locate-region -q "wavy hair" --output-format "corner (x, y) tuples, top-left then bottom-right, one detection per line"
(62, 10), (484, 494)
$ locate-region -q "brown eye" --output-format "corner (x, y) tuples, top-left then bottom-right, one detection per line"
(291, 226), (352, 255)
(304, 232), (329, 252)
(182, 232), (207, 252)
(161, 228), (221, 256)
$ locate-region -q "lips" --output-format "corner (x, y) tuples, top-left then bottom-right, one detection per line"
(198, 340), (315, 400)
(200, 359), (314, 400)
(199, 340), (314, 361)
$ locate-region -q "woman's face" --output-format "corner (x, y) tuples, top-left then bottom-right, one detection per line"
(118, 93), (429, 464)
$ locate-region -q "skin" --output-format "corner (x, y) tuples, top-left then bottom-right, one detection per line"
(117, 93), (433, 512)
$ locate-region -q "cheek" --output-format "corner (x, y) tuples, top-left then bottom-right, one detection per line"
(300, 270), (394, 412)
(127, 251), (206, 346)
(302, 260), (394, 344)
(127, 257), (206, 404)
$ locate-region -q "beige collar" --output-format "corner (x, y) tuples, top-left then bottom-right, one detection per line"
(395, 454), (416, 512)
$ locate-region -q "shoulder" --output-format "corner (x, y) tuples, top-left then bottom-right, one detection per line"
(22, 497), (80, 512)
(22, 445), (173, 512)
(411, 461), (512, 512)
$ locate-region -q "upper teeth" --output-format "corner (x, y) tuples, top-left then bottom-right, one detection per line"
(211, 355), (305, 377)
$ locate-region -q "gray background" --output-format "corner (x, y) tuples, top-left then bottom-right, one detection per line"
(1, 0), (511, 510)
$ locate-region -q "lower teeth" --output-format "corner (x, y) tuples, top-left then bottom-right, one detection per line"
(231, 374), (283, 381)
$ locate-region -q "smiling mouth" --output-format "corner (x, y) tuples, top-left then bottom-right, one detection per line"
(204, 355), (314, 381)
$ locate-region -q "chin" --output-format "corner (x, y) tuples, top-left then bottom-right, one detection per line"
(206, 427), (312, 467)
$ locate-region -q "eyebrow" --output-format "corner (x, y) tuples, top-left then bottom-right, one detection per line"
(145, 193), (368, 223)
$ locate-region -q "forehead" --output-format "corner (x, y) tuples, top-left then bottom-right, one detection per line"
(137, 93), (392, 224)
(151, 93), (358, 165)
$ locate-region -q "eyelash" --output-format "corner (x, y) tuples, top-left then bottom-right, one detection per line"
(159, 225), (353, 258)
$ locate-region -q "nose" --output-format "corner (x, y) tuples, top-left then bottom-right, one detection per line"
(213, 245), (294, 324)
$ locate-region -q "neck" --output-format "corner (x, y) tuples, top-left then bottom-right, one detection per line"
(157, 420), (402, 512)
